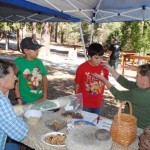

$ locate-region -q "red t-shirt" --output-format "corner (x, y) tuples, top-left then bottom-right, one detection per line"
(74, 61), (109, 108)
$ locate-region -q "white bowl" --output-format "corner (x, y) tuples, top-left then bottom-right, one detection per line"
(41, 132), (66, 147)
(24, 109), (42, 124)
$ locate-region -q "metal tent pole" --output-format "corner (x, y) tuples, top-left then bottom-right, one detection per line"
(90, 23), (94, 44)
(5, 38), (8, 50)
(79, 22), (88, 60)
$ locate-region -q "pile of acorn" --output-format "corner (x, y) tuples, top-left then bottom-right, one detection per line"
(138, 125), (150, 150)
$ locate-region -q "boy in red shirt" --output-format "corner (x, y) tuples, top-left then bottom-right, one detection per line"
(74, 43), (108, 115)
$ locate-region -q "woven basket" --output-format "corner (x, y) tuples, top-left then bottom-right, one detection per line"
(110, 101), (137, 147)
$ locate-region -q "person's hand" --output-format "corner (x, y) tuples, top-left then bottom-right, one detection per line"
(92, 73), (113, 90)
(17, 99), (23, 105)
(92, 73), (105, 82)
(101, 61), (120, 80)
(101, 61), (111, 70)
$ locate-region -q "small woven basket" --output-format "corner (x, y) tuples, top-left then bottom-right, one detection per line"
(110, 101), (137, 147)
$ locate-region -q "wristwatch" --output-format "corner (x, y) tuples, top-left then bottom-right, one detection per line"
(15, 96), (22, 101)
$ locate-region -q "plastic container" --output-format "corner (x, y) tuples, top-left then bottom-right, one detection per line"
(24, 109), (42, 124)
(62, 93), (83, 119)
(45, 118), (67, 131)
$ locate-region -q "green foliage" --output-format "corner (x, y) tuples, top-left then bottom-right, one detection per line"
(119, 21), (150, 54)
(36, 23), (42, 33)
(0, 22), (11, 31)
(0, 23), (5, 30)
(65, 23), (80, 44)
(104, 21), (150, 54)
(81, 22), (91, 45)
(1, 21), (150, 54)
(120, 22), (140, 52)
(103, 23), (122, 46)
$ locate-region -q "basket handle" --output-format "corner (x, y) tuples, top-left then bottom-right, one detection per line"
(117, 101), (133, 121)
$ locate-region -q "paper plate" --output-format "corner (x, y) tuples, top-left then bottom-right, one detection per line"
(31, 100), (60, 111)
(41, 132), (66, 147)
(74, 120), (96, 126)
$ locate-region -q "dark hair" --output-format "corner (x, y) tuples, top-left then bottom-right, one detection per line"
(87, 43), (104, 57)
(0, 59), (16, 78)
(138, 63), (150, 81)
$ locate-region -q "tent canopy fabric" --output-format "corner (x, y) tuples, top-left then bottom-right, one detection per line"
(0, 0), (80, 22)
(1, 0), (150, 23)
(26, 0), (150, 23)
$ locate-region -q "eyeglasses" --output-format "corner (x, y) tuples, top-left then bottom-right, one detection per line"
(29, 49), (39, 51)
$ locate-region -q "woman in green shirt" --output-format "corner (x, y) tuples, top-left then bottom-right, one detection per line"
(92, 63), (150, 129)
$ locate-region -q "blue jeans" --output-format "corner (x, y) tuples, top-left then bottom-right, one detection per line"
(5, 143), (20, 150)
(83, 107), (101, 115)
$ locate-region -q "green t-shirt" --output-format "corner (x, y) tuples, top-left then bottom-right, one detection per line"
(14, 57), (48, 103)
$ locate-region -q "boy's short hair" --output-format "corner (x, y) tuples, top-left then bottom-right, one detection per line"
(87, 43), (104, 57)
(20, 37), (42, 53)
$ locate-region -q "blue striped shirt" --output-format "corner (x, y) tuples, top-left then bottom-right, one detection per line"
(0, 92), (28, 150)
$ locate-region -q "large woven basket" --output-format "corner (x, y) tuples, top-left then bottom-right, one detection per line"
(110, 101), (137, 147)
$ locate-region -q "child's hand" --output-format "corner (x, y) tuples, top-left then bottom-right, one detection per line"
(92, 73), (105, 81)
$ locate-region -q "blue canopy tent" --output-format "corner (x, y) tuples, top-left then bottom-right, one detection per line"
(0, 0), (80, 22)
(1, 0), (150, 58)
(25, 0), (150, 23)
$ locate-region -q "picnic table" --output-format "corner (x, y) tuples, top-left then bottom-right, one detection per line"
(121, 53), (150, 75)
(21, 97), (143, 150)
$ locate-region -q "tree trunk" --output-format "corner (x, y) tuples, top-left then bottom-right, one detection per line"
(141, 21), (144, 35)
(39, 22), (50, 59)
(54, 23), (58, 43)
(22, 23), (26, 39)
(17, 28), (20, 51)
(60, 26), (64, 44)
(32, 22), (37, 40)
